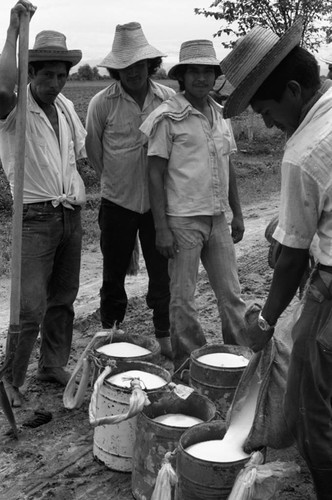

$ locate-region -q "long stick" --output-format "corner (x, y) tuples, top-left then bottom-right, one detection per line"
(9, 11), (30, 328)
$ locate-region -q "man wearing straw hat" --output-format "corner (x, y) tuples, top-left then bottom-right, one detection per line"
(85, 23), (175, 358)
(220, 19), (332, 499)
(140, 39), (246, 372)
(0, 0), (86, 407)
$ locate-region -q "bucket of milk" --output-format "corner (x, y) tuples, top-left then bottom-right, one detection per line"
(189, 343), (252, 419)
(132, 390), (216, 499)
(90, 360), (172, 472)
(63, 329), (160, 409)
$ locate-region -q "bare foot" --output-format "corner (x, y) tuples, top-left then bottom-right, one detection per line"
(3, 380), (23, 407)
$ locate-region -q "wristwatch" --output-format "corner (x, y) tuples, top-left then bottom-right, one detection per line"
(258, 311), (275, 331)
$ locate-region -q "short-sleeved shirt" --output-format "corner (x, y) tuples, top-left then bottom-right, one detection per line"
(0, 85), (86, 206)
(85, 79), (175, 214)
(140, 92), (236, 216)
(273, 86), (332, 265)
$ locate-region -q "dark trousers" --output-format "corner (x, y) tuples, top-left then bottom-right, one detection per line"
(10, 202), (82, 388)
(98, 198), (170, 335)
(284, 270), (332, 500)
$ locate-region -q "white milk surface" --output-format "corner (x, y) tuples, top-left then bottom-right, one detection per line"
(107, 370), (167, 390)
(97, 342), (151, 358)
(153, 413), (203, 428)
(197, 352), (249, 368)
(186, 372), (260, 462)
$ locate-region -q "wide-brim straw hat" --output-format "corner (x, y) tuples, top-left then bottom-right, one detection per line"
(29, 30), (82, 67)
(168, 39), (222, 79)
(99, 22), (166, 70)
(220, 18), (303, 118)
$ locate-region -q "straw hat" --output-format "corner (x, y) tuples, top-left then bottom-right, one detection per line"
(220, 18), (303, 118)
(99, 22), (166, 70)
(168, 39), (221, 79)
(29, 31), (82, 67)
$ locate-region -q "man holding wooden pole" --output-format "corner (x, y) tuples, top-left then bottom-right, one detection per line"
(0, 0), (86, 407)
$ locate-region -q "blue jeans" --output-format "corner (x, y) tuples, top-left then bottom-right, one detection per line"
(98, 198), (170, 335)
(167, 214), (246, 368)
(10, 202), (82, 387)
(284, 270), (332, 499)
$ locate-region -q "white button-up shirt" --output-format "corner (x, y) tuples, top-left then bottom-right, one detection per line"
(0, 85), (86, 206)
(274, 86), (332, 265)
(85, 79), (175, 214)
(141, 92), (236, 216)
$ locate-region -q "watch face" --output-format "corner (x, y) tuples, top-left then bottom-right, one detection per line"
(258, 315), (269, 331)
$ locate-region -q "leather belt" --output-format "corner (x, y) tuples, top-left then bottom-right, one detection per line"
(317, 263), (332, 274)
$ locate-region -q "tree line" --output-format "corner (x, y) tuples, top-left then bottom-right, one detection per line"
(69, 64), (168, 81)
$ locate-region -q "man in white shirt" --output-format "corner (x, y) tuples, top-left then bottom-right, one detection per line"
(86, 22), (175, 358)
(0, 1), (86, 407)
(220, 19), (332, 499)
(141, 40), (246, 371)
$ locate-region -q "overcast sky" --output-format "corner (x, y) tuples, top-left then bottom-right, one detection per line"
(0, 0), (330, 74)
(0, 0), (230, 71)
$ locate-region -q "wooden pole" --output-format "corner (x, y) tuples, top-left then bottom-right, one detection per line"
(9, 10), (30, 328)
(0, 10), (30, 438)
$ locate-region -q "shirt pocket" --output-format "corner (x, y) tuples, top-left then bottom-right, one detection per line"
(104, 118), (137, 151)
(27, 135), (49, 168)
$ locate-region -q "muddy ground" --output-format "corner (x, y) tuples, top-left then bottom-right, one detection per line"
(0, 192), (316, 499)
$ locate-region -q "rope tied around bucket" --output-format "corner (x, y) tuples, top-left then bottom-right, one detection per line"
(63, 328), (118, 410)
(89, 372), (151, 428)
(151, 450), (178, 500)
(228, 451), (301, 499)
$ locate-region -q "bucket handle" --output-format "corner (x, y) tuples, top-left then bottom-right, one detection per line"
(89, 370), (150, 427)
(63, 329), (115, 409)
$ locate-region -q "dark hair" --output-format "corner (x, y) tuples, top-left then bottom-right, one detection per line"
(251, 46), (320, 103)
(173, 65), (219, 91)
(107, 57), (162, 80)
(29, 60), (72, 76)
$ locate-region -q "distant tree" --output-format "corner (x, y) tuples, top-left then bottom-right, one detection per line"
(92, 66), (101, 80)
(77, 64), (94, 81)
(154, 68), (167, 79)
(195, 0), (332, 52)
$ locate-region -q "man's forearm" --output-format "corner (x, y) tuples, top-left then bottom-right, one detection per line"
(262, 245), (309, 325)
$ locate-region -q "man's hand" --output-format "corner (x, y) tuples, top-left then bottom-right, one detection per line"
(155, 227), (178, 259)
(10, 0), (36, 33)
(244, 320), (274, 352)
(231, 214), (244, 244)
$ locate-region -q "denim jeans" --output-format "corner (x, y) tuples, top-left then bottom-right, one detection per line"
(10, 202), (82, 387)
(98, 198), (170, 335)
(167, 214), (246, 368)
(284, 270), (332, 499)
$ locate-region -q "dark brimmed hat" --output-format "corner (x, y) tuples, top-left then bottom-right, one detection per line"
(98, 22), (166, 70)
(29, 30), (82, 67)
(168, 39), (221, 79)
(220, 18), (303, 118)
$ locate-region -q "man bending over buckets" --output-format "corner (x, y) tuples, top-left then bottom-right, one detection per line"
(219, 18), (332, 500)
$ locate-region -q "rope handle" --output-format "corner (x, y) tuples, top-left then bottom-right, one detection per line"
(89, 372), (150, 427)
(151, 449), (178, 500)
(63, 329), (115, 409)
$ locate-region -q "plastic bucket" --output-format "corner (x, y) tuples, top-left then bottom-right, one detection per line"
(132, 391), (216, 500)
(92, 360), (171, 472)
(177, 420), (254, 500)
(189, 344), (252, 419)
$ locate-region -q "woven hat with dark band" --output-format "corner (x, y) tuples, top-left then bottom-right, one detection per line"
(29, 30), (82, 67)
(168, 39), (221, 79)
(99, 22), (166, 70)
(220, 18), (303, 118)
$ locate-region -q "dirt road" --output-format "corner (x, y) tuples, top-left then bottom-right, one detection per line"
(0, 194), (316, 499)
